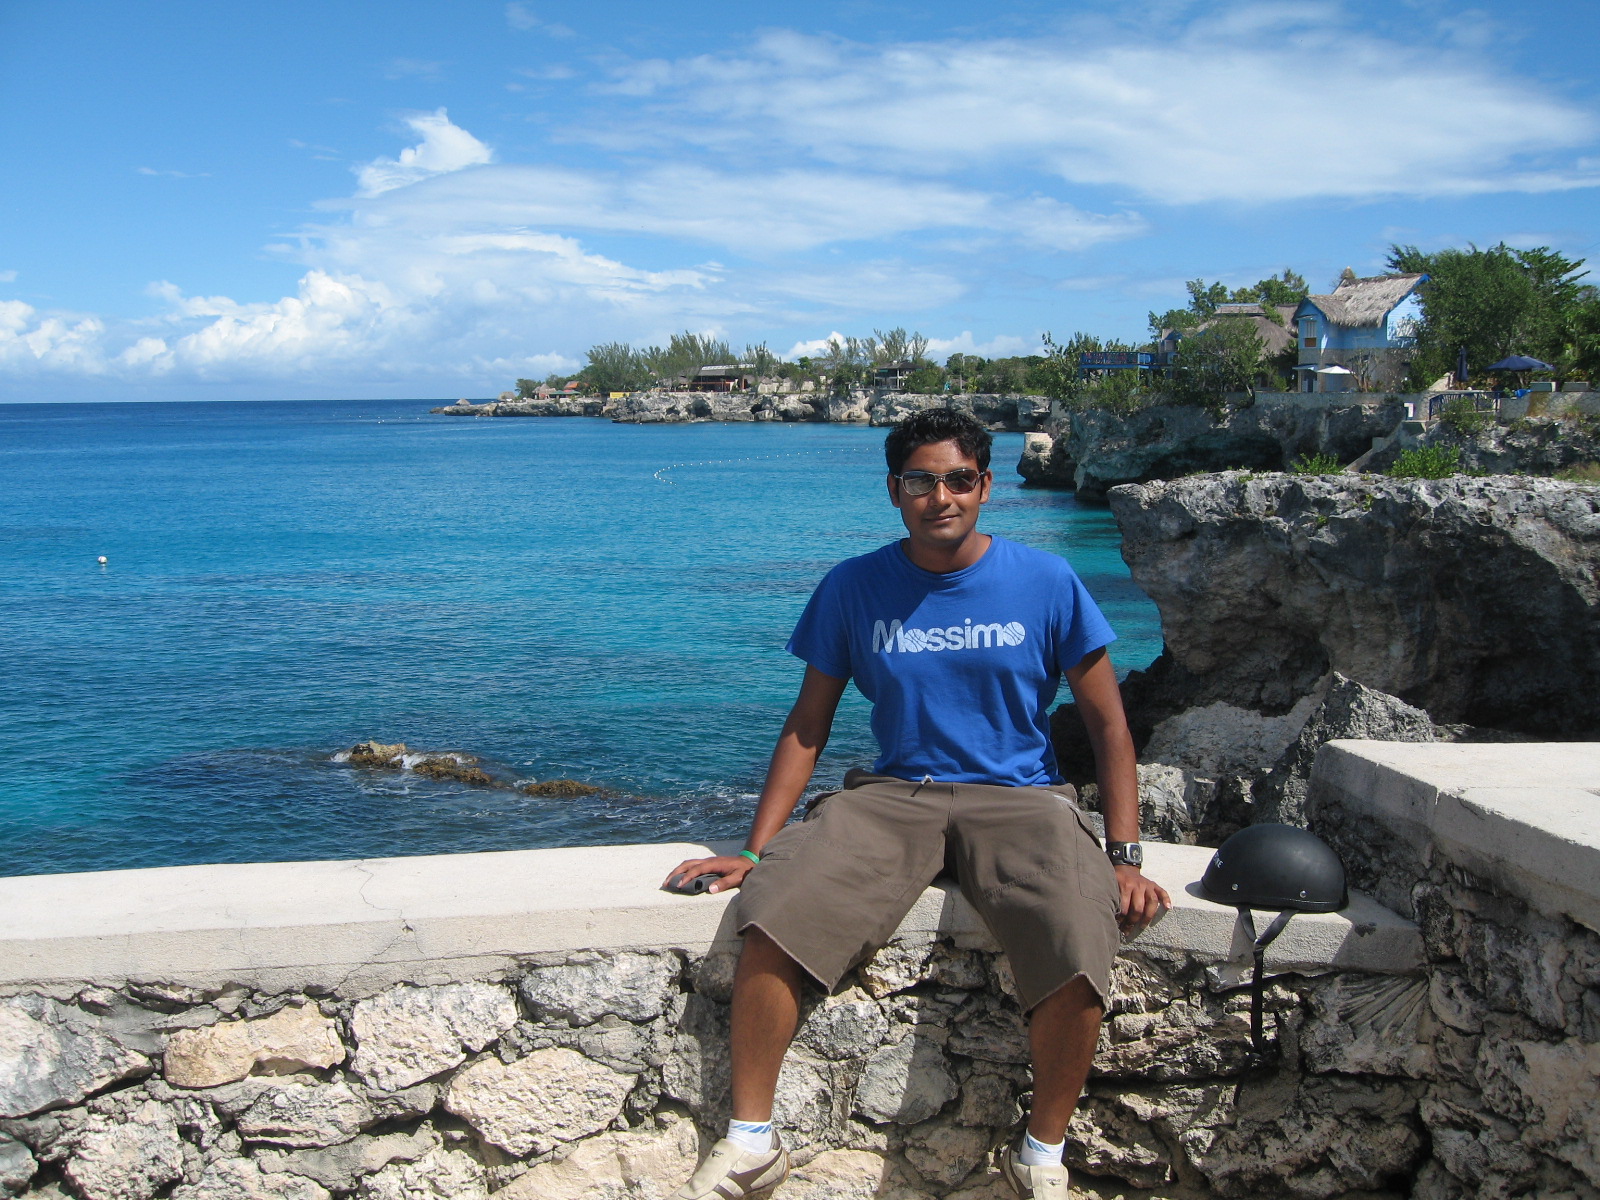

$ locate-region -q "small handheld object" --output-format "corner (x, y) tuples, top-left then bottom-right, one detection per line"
(663, 872), (723, 896)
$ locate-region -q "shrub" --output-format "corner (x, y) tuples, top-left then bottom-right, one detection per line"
(1555, 462), (1600, 483)
(1389, 445), (1464, 479)
(1440, 395), (1492, 435)
(1290, 452), (1343, 474)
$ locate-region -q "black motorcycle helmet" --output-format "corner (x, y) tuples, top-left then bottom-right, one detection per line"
(1199, 823), (1348, 1058)
(1199, 823), (1348, 913)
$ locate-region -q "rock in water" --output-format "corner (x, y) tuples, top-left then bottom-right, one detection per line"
(1109, 473), (1600, 736)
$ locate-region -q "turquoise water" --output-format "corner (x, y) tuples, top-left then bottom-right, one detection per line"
(0, 400), (1162, 877)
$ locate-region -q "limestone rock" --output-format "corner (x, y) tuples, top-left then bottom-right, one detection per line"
(902, 1115), (993, 1188)
(796, 993), (890, 1061)
(349, 983), (517, 1091)
(255, 1129), (435, 1191)
(1017, 432), (1075, 489)
(1203, 1073), (1425, 1198)
(493, 1116), (698, 1199)
(945, 1004), (1029, 1065)
(1098, 999), (1255, 1080)
(953, 1067), (1020, 1128)
(170, 1156), (332, 1200)
(862, 937), (985, 998)
(1109, 474), (1600, 735)
(1068, 400), (1402, 502)
(1143, 694), (1321, 776)
(1476, 1037), (1600, 1186)
(1132, 763), (1197, 844)
(518, 951), (680, 1025)
(62, 1101), (183, 1200)
(235, 1079), (373, 1148)
(1065, 1093), (1173, 1188)
(773, 1052), (837, 1145)
(780, 1148), (929, 1199)
(358, 1145), (487, 1200)
(0, 997), (150, 1119)
(0, 1135), (35, 1196)
(1301, 974), (1433, 1078)
(444, 1047), (633, 1156)
(658, 995), (730, 1122)
(164, 1004), (345, 1088)
(854, 1035), (958, 1125)
(1263, 673), (1437, 826)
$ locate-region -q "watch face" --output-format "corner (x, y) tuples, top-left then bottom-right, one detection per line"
(1110, 842), (1143, 867)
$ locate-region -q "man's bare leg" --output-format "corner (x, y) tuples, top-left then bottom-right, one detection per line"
(1024, 974), (1104, 1142)
(729, 928), (806, 1122)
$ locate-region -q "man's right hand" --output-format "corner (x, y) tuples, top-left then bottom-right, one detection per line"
(662, 855), (755, 895)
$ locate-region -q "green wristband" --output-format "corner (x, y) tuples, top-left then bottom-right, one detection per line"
(738, 849), (761, 865)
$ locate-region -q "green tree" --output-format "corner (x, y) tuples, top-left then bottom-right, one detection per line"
(1168, 319), (1264, 414)
(580, 342), (650, 393)
(1387, 242), (1592, 382)
(903, 363), (947, 394)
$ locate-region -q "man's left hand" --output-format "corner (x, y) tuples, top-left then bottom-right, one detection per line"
(1116, 864), (1171, 932)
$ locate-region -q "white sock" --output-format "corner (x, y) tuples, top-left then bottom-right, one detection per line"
(1018, 1130), (1065, 1167)
(727, 1119), (775, 1154)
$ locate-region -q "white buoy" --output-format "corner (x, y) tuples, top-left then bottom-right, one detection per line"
(97, 556), (108, 565)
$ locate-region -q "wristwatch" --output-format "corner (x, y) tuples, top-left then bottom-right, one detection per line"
(1106, 841), (1143, 868)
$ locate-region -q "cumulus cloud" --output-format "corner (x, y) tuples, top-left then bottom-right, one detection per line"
(0, 300), (108, 373)
(925, 331), (1031, 360)
(355, 109), (493, 196)
(603, 13), (1600, 204)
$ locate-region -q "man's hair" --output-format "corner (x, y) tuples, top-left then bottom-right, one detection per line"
(884, 408), (992, 475)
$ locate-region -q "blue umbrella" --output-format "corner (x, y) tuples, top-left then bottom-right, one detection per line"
(1487, 355), (1552, 371)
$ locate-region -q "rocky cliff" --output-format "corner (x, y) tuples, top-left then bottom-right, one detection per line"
(1112, 472), (1600, 733)
(432, 392), (1049, 431)
(1021, 398), (1406, 498)
(1053, 473), (1600, 843)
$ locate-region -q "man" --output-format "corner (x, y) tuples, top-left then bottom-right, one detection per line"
(665, 409), (1169, 1199)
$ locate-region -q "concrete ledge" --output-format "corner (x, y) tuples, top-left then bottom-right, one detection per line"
(0, 838), (1420, 996)
(1312, 740), (1600, 933)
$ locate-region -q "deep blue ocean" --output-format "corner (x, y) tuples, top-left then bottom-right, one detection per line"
(0, 399), (1162, 877)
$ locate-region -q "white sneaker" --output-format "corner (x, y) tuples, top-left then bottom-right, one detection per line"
(671, 1135), (790, 1199)
(999, 1143), (1070, 1197)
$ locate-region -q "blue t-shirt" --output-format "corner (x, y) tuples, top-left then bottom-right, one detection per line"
(786, 534), (1116, 786)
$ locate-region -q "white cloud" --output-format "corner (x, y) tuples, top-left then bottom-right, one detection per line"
(924, 331), (1031, 360)
(336, 160), (1140, 257)
(604, 14), (1600, 204)
(0, 300), (108, 372)
(505, 2), (538, 30)
(0, 270), (17, 283)
(785, 332), (850, 358)
(355, 109), (493, 196)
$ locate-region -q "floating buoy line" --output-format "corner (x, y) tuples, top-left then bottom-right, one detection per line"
(652, 445), (875, 487)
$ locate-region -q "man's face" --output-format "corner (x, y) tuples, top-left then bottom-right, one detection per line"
(888, 438), (992, 555)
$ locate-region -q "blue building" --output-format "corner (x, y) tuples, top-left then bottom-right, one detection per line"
(1292, 272), (1427, 392)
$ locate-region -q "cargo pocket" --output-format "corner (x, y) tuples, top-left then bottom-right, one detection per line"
(1070, 810), (1122, 913)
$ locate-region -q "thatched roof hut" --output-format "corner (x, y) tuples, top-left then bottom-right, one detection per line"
(1303, 273), (1426, 328)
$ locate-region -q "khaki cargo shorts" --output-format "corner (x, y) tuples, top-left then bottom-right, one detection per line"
(736, 768), (1122, 1013)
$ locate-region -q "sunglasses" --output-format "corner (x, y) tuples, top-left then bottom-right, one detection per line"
(893, 469), (986, 497)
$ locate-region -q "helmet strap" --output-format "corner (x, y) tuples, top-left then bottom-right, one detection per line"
(1238, 908), (1296, 1057)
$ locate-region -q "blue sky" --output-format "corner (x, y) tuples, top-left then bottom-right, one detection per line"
(3, 0), (1598, 402)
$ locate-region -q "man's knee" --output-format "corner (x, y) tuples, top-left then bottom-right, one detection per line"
(735, 927), (805, 990)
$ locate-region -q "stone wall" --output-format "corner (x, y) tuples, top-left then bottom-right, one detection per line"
(0, 841), (1422, 1199)
(1309, 742), (1600, 1200)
